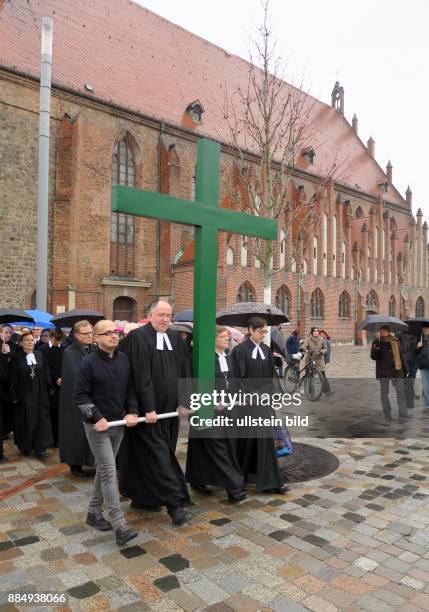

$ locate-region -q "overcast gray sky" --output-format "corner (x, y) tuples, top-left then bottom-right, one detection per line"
(137, 0), (428, 218)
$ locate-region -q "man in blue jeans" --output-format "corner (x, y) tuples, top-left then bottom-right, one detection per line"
(415, 325), (429, 413)
(74, 320), (140, 546)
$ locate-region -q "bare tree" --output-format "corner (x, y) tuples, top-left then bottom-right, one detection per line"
(223, 0), (338, 306)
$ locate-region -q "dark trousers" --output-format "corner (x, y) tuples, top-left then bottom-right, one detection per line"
(0, 401), (3, 458)
(321, 371), (331, 393)
(379, 378), (407, 417)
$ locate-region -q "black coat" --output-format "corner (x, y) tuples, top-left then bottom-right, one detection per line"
(10, 349), (53, 452)
(370, 337), (407, 378)
(59, 341), (94, 466)
(185, 353), (244, 490)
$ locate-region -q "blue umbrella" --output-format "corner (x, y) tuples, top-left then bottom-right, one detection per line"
(9, 309), (55, 328)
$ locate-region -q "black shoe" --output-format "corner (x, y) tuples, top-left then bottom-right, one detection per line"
(86, 513), (112, 531)
(263, 486), (290, 495)
(70, 466), (91, 477)
(226, 489), (247, 503)
(115, 525), (138, 546)
(130, 501), (161, 512)
(190, 484), (213, 496)
(35, 451), (48, 460)
(0, 455), (7, 463)
(83, 467), (96, 477)
(168, 506), (190, 526)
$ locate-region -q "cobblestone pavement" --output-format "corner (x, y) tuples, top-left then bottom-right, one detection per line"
(1, 346), (429, 611)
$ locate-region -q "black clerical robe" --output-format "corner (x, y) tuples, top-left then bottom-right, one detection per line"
(59, 341), (94, 466)
(118, 324), (191, 509)
(185, 353), (244, 490)
(230, 338), (283, 491)
(40, 343), (63, 447)
(11, 349), (53, 453)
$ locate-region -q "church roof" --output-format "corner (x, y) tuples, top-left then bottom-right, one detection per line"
(0, 0), (405, 206)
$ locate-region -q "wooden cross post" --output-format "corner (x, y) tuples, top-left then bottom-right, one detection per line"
(112, 138), (277, 382)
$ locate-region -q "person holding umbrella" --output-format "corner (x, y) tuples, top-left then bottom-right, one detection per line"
(413, 324), (429, 413)
(370, 325), (409, 419)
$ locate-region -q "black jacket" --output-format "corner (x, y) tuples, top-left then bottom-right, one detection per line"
(370, 337), (407, 379)
(413, 336), (429, 369)
(74, 348), (139, 423)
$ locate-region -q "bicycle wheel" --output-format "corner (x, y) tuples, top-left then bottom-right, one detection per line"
(304, 370), (324, 401)
(284, 365), (299, 392)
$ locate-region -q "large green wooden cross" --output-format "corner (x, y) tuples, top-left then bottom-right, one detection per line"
(112, 138), (277, 380)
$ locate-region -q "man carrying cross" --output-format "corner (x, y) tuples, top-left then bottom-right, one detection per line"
(118, 301), (193, 526)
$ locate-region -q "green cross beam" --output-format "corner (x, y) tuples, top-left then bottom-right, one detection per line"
(112, 138), (277, 380)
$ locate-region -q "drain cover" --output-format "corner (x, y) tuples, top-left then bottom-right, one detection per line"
(279, 443), (340, 483)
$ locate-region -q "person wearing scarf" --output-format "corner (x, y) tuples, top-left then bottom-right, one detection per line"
(370, 325), (408, 419)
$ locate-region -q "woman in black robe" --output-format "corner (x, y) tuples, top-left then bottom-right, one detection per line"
(11, 331), (52, 458)
(186, 326), (246, 503)
(231, 317), (287, 494)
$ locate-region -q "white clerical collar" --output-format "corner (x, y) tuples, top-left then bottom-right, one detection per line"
(156, 331), (173, 351)
(250, 339), (265, 360)
(26, 353), (37, 366)
(216, 352), (229, 372)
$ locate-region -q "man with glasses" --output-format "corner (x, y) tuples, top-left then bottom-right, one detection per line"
(231, 316), (288, 495)
(74, 320), (139, 545)
(59, 320), (95, 476)
(118, 300), (192, 526)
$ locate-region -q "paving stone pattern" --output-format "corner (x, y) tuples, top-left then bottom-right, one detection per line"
(0, 346), (429, 610)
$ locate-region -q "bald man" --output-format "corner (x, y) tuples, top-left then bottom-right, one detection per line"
(74, 320), (140, 546)
(118, 301), (192, 526)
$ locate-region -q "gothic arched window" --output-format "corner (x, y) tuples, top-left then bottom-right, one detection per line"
(338, 290), (351, 319)
(237, 282), (256, 303)
(389, 295), (396, 317)
(311, 288), (324, 319)
(416, 296), (425, 317)
(275, 285), (291, 317)
(110, 136), (137, 276)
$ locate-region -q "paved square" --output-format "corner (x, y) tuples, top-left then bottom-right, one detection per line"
(1, 346), (429, 611)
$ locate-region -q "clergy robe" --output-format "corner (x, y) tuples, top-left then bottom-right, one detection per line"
(230, 338), (283, 491)
(11, 349), (52, 453)
(39, 343), (63, 447)
(0, 340), (18, 438)
(185, 353), (244, 490)
(59, 341), (94, 466)
(118, 323), (191, 509)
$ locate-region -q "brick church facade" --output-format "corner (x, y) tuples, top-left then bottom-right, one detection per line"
(1, 0), (428, 341)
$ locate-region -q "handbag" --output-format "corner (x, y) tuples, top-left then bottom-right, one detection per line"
(273, 424), (294, 457)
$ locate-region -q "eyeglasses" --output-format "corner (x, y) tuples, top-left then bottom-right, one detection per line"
(77, 331), (94, 337)
(97, 330), (120, 337)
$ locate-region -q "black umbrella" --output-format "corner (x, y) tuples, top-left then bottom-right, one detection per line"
(0, 308), (34, 325)
(216, 302), (289, 327)
(405, 317), (429, 335)
(50, 309), (105, 328)
(358, 314), (408, 333)
(173, 309), (193, 322)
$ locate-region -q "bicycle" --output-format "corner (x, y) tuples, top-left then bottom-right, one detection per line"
(283, 350), (324, 401)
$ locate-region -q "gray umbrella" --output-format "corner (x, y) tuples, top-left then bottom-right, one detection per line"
(50, 309), (105, 328)
(358, 314), (408, 333)
(216, 302), (289, 327)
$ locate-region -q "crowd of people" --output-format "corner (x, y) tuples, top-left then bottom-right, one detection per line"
(371, 323), (429, 419)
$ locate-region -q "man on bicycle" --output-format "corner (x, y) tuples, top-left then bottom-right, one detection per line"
(301, 328), (333, 396)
